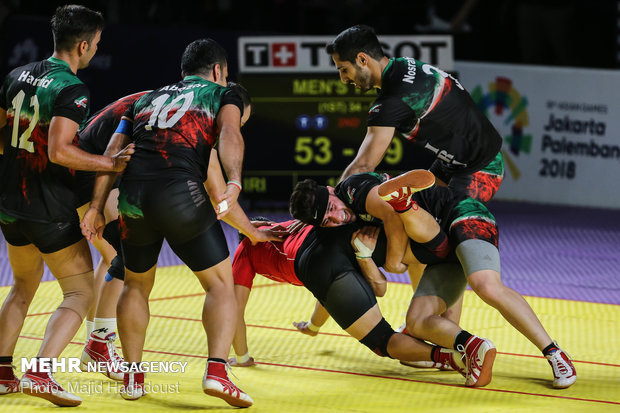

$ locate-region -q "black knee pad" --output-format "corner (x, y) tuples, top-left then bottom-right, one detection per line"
(359, 318), (395, 358)
(107, 255), (125, 281)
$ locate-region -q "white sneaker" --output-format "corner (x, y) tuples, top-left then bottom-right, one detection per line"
(21, 371), (82, 407)
(546, 344), (577, 389)
(202, 362), (253, 408)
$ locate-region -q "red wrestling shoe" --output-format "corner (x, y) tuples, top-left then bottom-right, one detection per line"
(377, 170), (436, 212)
(202, 360), (253, 408)
(0, 363), (20, 395)
(21, 370), (81, 407)
(458, 336), (496, 387)
(546, 343), (577, 389)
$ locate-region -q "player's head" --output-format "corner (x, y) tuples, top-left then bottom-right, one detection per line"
(326, 25), (384, 92)
(51, 5), (104, 68)
(182, 39), (229, 86)
(227, 81), (253, 127)
(289, 179), (356, 228)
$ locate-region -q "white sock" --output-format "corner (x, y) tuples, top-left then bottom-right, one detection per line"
(85, 320), (94, 343)
(236, 352), (250, 364)
(93, 317), (117, 339)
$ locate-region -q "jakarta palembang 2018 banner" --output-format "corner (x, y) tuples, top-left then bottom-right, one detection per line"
(456, 61), (620, 209)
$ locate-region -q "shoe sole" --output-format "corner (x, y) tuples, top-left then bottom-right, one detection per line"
(204, 388), (253, 408)
(399, 360), (440, 369)
(377, 170), (436, 199)
(468, 347), (496, 387)
(553, 375), (577, 389)
(22, 387), (82, 407)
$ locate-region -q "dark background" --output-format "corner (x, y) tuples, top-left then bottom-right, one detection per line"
(1, 0), (618, 207)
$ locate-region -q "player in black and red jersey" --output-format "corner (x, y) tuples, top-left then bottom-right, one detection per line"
(0, 5), (133, 407)
(80, 39), (278, 407)
(73, 91), (149, 382)
(326, 25), (504, 203)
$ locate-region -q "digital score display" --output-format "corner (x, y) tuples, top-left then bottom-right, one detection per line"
(238, 73), (434, 207)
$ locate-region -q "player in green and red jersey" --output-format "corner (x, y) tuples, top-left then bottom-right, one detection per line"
(80, 39), (277, 407)
(326, 25), (504, 203)
(0, 5), (132, 407)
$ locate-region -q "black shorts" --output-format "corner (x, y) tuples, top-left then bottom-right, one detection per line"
(119, 179), (229, 273)
(295, 225), (377, 329)
(74, 171), (121, 208)
(0, 212), (83, 254)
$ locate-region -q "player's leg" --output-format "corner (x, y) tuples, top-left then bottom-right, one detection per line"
(0, 240), (44, 396)
(446, 151), (504, 204)
(161, 178), (252, 408)
(229, 284), (255, 367)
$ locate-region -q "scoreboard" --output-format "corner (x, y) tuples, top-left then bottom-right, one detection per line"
(238, 73), (434, 207)
(236, 35), (452, 208)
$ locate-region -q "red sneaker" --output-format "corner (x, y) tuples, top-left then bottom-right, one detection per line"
(120, 372), (146, 400)
(546, 344), (577, 389)
(81, 330), (124, 381)
(0, 364), (20, 395)
(202, 361), (253, 408)
(458, 336), (496, 387)
(21, 370), (81, 407)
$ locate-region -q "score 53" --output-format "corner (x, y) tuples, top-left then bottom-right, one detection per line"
(294, 136), (403, 165)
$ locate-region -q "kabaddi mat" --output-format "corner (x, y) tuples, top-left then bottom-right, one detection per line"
(0, 200), (619, 411)
(0, 268), (618, 412)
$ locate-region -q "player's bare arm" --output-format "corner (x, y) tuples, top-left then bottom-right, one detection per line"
(365, 186), (408, 273)
(81, 131), (131, 241)
(48, 115), (133, 172)
(215, 104), (244, 207)
(340, 125), (396, 182)
(351, 226), (387, 297)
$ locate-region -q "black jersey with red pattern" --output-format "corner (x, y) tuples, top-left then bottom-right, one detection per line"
(0, 57), (90, 222)
(121, 76), (243, 183)
(368, 57), (502, 175)
(78, 91), (149, 155)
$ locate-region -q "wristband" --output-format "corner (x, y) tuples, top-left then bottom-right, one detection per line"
(307, 322), (320, 332)
(236, 352), (250, 364)
(353, 237), (374, 259)
(227, 180), (242, 191)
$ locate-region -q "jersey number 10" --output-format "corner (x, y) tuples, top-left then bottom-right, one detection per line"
(146, 91), (194, 130)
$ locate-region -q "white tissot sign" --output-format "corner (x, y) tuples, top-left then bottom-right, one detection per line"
(238, 35), (454, 73)
(456, 61), (620, 209)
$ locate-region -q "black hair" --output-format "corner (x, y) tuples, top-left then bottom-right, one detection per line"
(227, 81), (254, 116)
(51, 4), (104, 52)
(238, 216), (272, 242)
(325, 25), (385, 63)
(289, 179), (323, 225)
(181, 38), (228, 77)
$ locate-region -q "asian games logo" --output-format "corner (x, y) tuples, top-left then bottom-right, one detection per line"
(470, 77), (530, 180)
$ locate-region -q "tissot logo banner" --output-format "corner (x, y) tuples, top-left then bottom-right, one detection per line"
(272, 43), (296, 66)
(239, 36), (453, 73)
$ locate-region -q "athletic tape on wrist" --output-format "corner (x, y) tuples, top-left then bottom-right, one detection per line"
(353, 237), (374, 259)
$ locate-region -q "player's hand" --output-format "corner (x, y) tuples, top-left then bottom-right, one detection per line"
(286, 219), (307, 235)
(228, 356), (256, 367)
(80, 207), (106, 242)
(110, 143), (135, 172)
(292, 321), (319, 337)
(215, 184), (241, 220)
(248, 227), (288, 245)
(351, 226), (380, 257)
